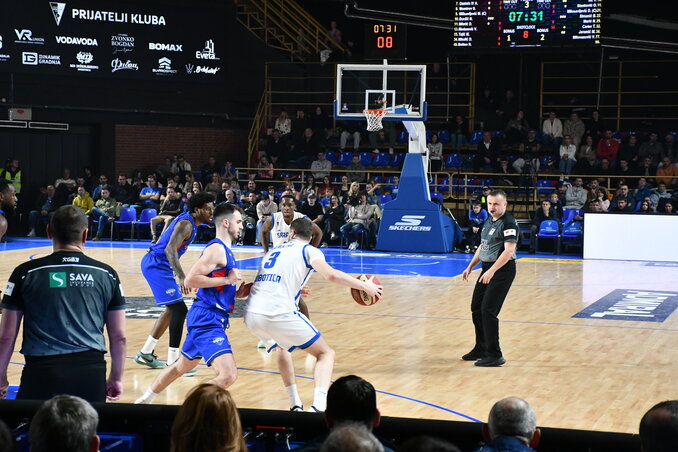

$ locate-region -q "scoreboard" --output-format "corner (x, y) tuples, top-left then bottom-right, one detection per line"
(453, 0), (601, 48)
(364, 23), (407, 60)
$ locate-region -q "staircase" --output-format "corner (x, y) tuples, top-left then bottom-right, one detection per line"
(234, 0), (347, 62)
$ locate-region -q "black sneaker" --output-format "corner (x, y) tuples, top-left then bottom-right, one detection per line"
(307, 406), (324, 413)
(461, 350), (485, 361)
(474, 356), (506, 367)
(290, 405), (303, 412)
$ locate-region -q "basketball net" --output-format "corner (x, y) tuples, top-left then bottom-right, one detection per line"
(363, 100), (388, 132)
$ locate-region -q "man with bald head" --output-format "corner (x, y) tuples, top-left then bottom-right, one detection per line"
(475, 397), (540, 452)
(639, 400), (678, 452)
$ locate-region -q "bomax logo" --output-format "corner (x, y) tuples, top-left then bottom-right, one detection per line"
(50, 2), (67, 26)
(389, 215), (432, 231)
(49, 272), (67, 288)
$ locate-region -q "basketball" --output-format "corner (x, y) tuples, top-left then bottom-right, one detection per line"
(351, 274), (381, 306)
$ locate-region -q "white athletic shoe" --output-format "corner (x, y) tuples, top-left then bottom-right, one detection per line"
(257, 340), (266, 349)
(348, 241), (358, 251)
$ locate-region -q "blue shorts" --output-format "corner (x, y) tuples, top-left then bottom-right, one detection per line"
(141, 252), (183, 306)
(181, 305), (232, 366)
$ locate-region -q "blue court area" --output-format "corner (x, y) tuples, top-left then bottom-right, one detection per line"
(2, 237), (581, 278)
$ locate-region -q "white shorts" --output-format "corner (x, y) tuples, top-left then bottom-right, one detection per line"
(244, 310), (321, 353)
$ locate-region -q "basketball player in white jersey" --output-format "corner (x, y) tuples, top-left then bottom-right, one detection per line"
(245, 218), (382, 412)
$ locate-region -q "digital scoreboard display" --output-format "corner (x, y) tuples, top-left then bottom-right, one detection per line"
(453, 0), (601, 48)
(364, 23), (407, 60)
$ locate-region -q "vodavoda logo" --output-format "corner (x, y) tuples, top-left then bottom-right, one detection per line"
(15, 29), (45, 45)
(55, 36), (98, 46)
(388, 215), (432, 231)
(50, 2), (67, 26)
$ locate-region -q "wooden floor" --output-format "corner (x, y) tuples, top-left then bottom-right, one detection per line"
(2, 243), (677, 435)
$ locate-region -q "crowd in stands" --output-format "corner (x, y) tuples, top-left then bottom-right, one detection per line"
(3, 377), (676, 451)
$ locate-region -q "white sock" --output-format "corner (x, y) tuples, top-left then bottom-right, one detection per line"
(286, 384), (303, 408)
(140, 336), (159, 355)
(134, 388), (158, 404)
(312, 386), (328, 411)
(167, 347), (179, 365)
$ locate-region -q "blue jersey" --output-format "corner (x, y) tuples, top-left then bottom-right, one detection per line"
(194, 239), (238, 313)
(148, 212), (197, 260)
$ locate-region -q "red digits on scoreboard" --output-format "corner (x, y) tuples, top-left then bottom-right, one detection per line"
(376, 36), (393, 48)
(523, 30), (529, 39)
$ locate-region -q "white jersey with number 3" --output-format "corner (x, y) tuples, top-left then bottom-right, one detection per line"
(270, 211), (306, 247)
(246, 240), (325, 316)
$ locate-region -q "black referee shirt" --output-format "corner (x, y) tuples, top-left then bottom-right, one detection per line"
(1, 251), (125, 356)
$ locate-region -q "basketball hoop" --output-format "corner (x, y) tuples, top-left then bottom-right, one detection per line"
(363, 100), (388, 132)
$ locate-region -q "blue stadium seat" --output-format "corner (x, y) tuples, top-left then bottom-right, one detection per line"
(133, 208), (157, 240)
(536, 219), (560, 254)
(372, 152), (391, 167)
(359, 152), (374, 166)
(537, 179), (555, 195)
(439, 177), (450, 191)
(426, 129), (433, 142)
(337, 151), (355, 166)
(438, 130), (450, 144)
(470, 130), (483, 144)
(444, 153), (463, 168)
(390, 153), (405, 167)
(325, 151), (338, 164)
(430, 192), (443, 204)
(396, 130), (409, 144)
(560, 220), (584, 254)
(380, 194), (393, 205)
(111, 207), (137, 240)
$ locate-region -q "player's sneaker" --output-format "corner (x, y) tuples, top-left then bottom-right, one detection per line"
(257, 340), (266, 349)
(307, 406), (324, 413)
(134, 351), (167, 369)
(290, 405), (303, 412)
(182, 367), (198, 377)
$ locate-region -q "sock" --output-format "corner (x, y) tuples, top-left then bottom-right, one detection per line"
(140, 336), (159, 355)
(135, 388), (158, 405)
(312, 386), (328, 412)
(286, 384), (303, 409)
(167, 347), (179, 366)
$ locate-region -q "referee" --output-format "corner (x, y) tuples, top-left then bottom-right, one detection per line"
(461, 189), (518, 367)
(0, 205), (127, 402)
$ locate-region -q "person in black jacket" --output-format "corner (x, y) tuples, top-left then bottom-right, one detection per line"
(473, 131), (501, 173)
(530, 199), (558, 253)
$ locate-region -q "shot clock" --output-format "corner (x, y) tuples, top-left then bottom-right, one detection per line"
(453, 0), (601, 48)
(364, 23), (407, 60)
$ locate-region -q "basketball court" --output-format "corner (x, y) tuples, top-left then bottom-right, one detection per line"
(2, 238), (677, 435)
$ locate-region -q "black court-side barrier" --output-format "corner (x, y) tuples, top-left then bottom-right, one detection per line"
(0, 400), (639, 452)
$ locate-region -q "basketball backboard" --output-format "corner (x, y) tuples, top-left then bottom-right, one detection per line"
(335, 63), (427, 121)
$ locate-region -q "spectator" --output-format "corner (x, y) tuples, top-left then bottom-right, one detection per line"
(191, 181), (204, 196)
(275, 109), (292, 138)
(91, 174), (109, 201)
(662, 132), (677, 161)
(613, 159), (634, 188)
(650, 183), (671, 210)
(292, 128), (322, 169)
(504, 110), (530, 146)
(321, 424), (383, 452)
(267, 129), (288, 167)
(91, 186), (118, 240)
(618, 134), (640, 166)
(0, 206), (126, 402)
(0, 157), (22, 198)
(530, 199), (559, 253)
(558, 135), (577, 176)
(112, 174), (136, 207)
(585, 178), (601, 204)
(663, 200), (675, 214)
(327, 20), (343, 51)
(171, 155), (192, 183)
(139, 174), (162, 211)
(541, 111), (563, 152)
(28, 185), (59, 237)
(300, 175), (319, 201)
(512, 129), (540, 175)
(596, 129), (620, 163)
(241, 191), (259, 231)
(321, 194), (345, 247)
(28, 395), (100, 452)
(586, 109), (607, 145)
(340, 120), (363, 152)
(240, 179), (259, 202)
(347, 155), (367, 183)
(497, 158), (517, 187)
(636, 156), (657, 185)
(474, 397), (540, 452)
(639, 400), (678, 452)
(575, 135), (597, 174)
(341, 191), (374, 250)
(563, 178), (587, 209)
(611, 197), (633, 213)
(224, 189), (239, 206)
(300, 193), (325, 227)
(637, 199), (653, 213)
(71, 186), (94, 215)
(610, 183), (633, 211)
(292, 109), (311, 142)
(549, 191), (564, 221)
(255, 193), (278, 246)
(258, 155), (274, 180)
(467, 200), (488, 253)
(450, 114), (469, 152)
(369, 122), (397, 155)
(476, 87), (497, 130)
(215, 181), (230, 204)
(319, 176), (334, 198)
(365, 181), (381, 207)
(200, 156), (220, 185)
(181, 172), (196, 195)
(656, 156), (678, 187)
(204, 172), (222, 195)
(474, 131), (501, 173)
(150, 187), (183, 243)
(633, 177), (651, 204)
(155, 157), (174, 183)
(310, 106), (331, 143)
(220, 160), (237, 179)
(597, 187), (610, 212)
(344, 181), (361, 208)
(562, 112), (586, 147)
(312, 151), (333, 180)
(596, 158), (614, 179)
(228, 178), (242, 200)
(170, 383), (247, 452)
(338, 175), (351, 202)
(638, 132), (662, 165)
(427, 133), (443, 172)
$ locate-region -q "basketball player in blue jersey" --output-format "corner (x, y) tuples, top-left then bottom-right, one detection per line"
(134, 192), (215, 370)
(135, 203), (246, 404)
(0, 180), (18, 242)
(245, 218), (383, 412)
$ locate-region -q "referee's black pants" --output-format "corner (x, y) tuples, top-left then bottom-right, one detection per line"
(470, 260), (516, 358)
(17, 350), (107, 403)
